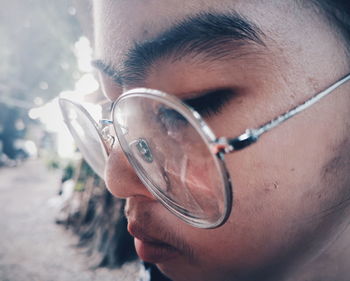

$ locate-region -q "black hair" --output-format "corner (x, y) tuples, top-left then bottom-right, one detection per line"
(313, 0), (350, 50)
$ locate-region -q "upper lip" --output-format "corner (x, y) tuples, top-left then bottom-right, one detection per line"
(127, 222), (171, 246)
(125, 197), (176, 247)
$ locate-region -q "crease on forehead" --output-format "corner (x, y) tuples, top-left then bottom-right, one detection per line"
(93, 11), (267, 88)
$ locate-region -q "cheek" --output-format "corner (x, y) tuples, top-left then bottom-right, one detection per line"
(175, 95), (348, 273)
(202, 73), (347, 223)
(221, 117), (328, 233)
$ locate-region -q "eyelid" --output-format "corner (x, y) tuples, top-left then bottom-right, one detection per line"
(182, 88), (236, 117)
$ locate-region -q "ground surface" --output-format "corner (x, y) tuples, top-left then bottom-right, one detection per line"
(0, 159), (142, 281)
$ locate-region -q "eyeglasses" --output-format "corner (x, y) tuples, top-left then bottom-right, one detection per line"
(59, 73), (350, 229)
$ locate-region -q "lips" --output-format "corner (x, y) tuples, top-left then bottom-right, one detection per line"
(134, 237), (179, 263)
(128, 222), (179, 263)
(125, 198), (182, 263)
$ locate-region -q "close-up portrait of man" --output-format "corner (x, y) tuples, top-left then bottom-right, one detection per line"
(60, 1), (350, 280)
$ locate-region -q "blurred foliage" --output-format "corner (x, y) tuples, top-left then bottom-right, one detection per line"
(0, 0), (82, 159)
(61, 161), (75, 182)
(46, 158), (61, 170)
(57, 160), (137, 268)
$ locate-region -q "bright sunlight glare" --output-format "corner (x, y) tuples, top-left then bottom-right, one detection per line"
(75, 36), (93, 73)
(28, 97), (102, 158)
(28, 36), (102, 159)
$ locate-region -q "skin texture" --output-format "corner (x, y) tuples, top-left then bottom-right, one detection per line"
(92, 1), (350, 280)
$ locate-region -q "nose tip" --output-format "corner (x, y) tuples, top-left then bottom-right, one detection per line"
(105, 144), (155, 200)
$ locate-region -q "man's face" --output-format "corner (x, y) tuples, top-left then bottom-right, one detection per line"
(93, 1), (350, 280)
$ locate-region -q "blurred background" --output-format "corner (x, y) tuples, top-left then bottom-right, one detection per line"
(0, 0), (93, 164)
(0, 1), (140, 280)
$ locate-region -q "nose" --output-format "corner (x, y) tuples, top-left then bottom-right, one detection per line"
(105, 143), (155, 200)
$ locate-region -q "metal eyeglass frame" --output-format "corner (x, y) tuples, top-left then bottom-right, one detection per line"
(59, 73), (350, 229)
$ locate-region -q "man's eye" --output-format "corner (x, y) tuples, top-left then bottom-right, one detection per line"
(155, 88), (235, 134)
(184, 88), (235, 117)
(157, 106), (189, 132)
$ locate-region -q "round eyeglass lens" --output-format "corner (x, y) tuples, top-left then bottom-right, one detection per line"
(113, 90), (231, 228)
(59, 99), (108, 179)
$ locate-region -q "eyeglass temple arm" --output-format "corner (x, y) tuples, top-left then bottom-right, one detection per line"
(224, 73), (350, 153)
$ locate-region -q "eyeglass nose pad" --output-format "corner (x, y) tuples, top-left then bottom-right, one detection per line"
(104, 133), (115, 154)
(99, 119), (116, 154)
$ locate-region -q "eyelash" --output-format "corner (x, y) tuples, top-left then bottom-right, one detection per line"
(154, 89), (235, 134)
(157, 106), (188, 132)
(183, 88), (235, 117)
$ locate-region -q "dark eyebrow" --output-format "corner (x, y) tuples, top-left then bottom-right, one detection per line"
(93, 12), (265, 87)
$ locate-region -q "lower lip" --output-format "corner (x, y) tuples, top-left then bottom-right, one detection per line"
(134, 238), (179, 263)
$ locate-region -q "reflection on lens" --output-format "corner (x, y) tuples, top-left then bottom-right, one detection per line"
(129, 138), (169, 192)
(113, 90), (230, 228)
(135, 139), (153, 163)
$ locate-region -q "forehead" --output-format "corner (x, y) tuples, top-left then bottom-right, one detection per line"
(93, 1), (300, 66)
(93, 0), (347, 92)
